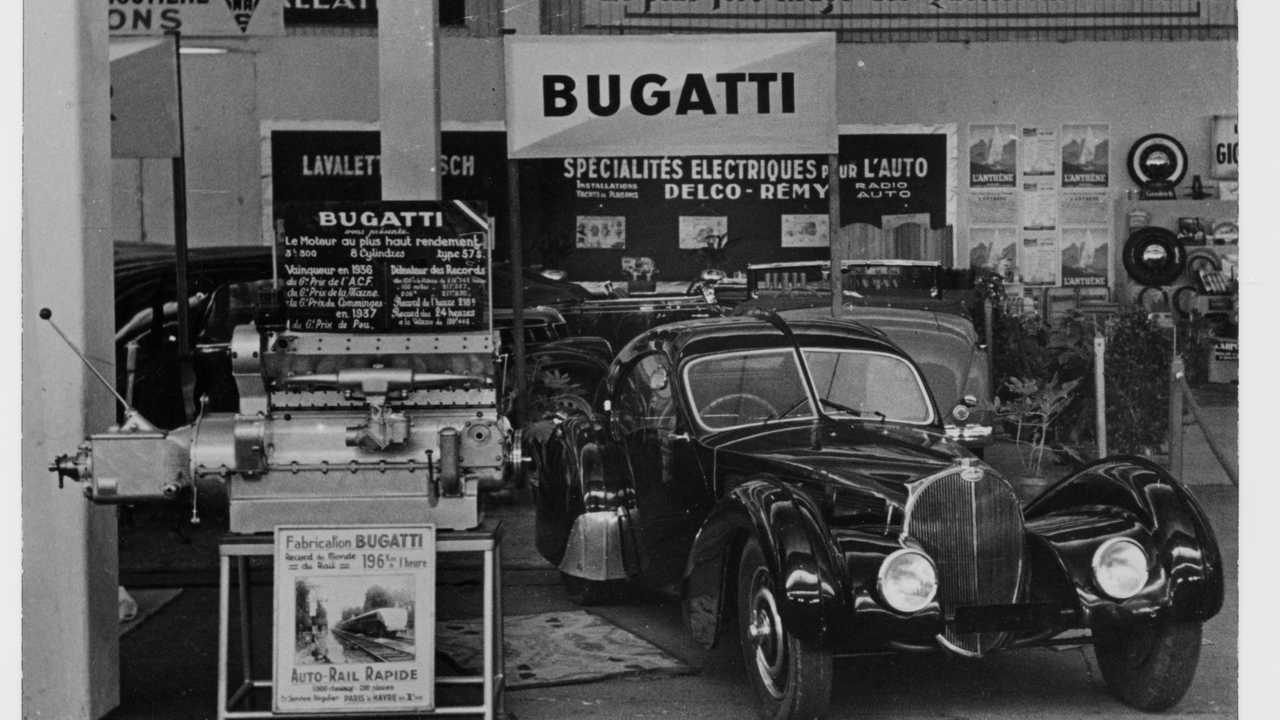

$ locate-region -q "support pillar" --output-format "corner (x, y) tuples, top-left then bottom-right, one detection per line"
(22, 0), (119, 716)
(379, 0), (442, 200)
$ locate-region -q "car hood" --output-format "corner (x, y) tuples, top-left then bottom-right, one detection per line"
(710, 419), (972, 505)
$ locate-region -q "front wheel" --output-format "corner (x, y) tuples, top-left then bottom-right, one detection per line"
(737, 537), (832, 720)
(1094, 620), (1202, 711)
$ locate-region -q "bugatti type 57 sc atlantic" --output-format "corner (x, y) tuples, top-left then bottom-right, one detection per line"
(530, 315), (1222, 719)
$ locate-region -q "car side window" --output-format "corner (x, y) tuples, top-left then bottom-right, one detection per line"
(614, 353), (676, 436)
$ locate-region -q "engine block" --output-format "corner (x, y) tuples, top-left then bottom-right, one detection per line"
(56, 325), (514, 533)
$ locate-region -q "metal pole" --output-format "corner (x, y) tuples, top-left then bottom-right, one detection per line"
(828, 153), (841, 317)
(1094, 332), (1107, 458)
(508, 159), (526, 424)
(169, 32), (191, 359)
(1169, 357), (1185, 481)
(983, 298), (995, 392)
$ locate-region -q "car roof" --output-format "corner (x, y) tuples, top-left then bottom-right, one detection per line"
(614, 315), (905, 370)
(779, 304), (978, 344)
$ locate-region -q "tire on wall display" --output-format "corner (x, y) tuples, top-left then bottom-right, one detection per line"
(1172, 285), (1199, 318)
(1127, 133), (1188, 190)
(1133, 285), (1170, 313)
(1123, 227), (1186, 286)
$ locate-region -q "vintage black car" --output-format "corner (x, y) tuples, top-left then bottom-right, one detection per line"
(530, 315), (1222, 719)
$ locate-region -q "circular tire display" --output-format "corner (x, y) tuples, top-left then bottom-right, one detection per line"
(1172, 285), (1199, 318)
(1123, 227), (1186, 286)
(1127, 134), (1188, 189)
(1133, 285), (1170, 313)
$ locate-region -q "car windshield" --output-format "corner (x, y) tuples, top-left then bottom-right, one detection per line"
(684, 347), (934, 431)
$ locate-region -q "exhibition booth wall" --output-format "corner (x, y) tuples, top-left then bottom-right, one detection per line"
(109, 35), (1236, 282)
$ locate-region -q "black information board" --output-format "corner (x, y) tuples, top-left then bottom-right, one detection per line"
(277, 201), (490, 333)
(270, 129), (509, 256)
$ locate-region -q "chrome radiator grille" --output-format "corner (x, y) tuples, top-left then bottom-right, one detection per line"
(904, 465), (1025, 656)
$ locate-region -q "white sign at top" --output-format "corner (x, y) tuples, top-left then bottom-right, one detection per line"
(108, 0), (285, 37)
(504, 34), (838, 159)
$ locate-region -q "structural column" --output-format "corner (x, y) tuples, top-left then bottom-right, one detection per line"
(22, 1), (119, 717)
(379, 0), (442, 200)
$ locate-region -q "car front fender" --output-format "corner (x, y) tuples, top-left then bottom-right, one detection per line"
(1024, 456), (1224, 624)
(682, 477), (845, 649)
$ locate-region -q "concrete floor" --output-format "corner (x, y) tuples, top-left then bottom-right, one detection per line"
(108, 386), (1241, 720)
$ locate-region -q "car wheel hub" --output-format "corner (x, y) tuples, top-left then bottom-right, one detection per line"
(749, 570), (787, 699)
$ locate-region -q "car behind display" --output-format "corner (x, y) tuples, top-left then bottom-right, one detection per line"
(529, 314), (1221, 719)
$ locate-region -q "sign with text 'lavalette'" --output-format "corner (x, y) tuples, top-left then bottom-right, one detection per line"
(504, 34), (837, 159)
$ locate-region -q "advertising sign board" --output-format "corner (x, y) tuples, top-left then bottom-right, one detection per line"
(1210, 115), (1238, 180)
(275, 200), (490, 333)
(264, 125), (509, 251)
(284, 0), (377, 25)
(504, 34), (837, 159)
(108, 0), (285, 36)
(273, 525), (436, 714)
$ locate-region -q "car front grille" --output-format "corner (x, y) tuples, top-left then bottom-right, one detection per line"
(903, 463), (1026, 656)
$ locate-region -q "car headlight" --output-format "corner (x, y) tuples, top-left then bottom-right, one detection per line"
(1092, 537), (1150, 599)
(877, 548), (938, 613)
(951, 403), (971, 422)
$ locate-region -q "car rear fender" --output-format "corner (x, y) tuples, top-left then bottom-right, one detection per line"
(682, 477), (844, 648)
(1024, 456), (1224, 622)
(531, 415), (632, 566)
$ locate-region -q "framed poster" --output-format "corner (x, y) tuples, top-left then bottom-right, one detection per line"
(1061, 227), (1111, 288)
(968, 124), (1017, 188)
(576, 216), (626, 249)
(678, 216), (728, 250)
(274, 525), (436, 714)
(1061, 124), (1110, 188)
(781, 214), (829, 248)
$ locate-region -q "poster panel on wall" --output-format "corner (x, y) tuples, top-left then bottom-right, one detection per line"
(275, 200), (490, 334)
(1059, 191), (1111, 226)
(576, 216), (627, 249)
(1021, 181), (1058, 231)
(969, 227), (1018, 283)
(108, 0), (285, 36)
(273, 525), (436, 714)
(504, 34), (837, 159)
(109, 37), (180, 158)
(1020, 127), (1058, 177)
(968, 124), (1017, 188)
(781, 214), (829, 248)
(1019, 231), (1060, 287)
(969, 190), (1019, 226)
(1061, 227), (1111, 287)
(1061, 124), (1110, 188)
(678, 216), (728, 250)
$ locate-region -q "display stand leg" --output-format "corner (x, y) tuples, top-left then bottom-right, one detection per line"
(238, 557), (254, 709)
(494, 540), (504, 718)
(218, 555), (230, 720)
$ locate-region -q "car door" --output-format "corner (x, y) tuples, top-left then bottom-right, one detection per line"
(613, 352), (711, 587)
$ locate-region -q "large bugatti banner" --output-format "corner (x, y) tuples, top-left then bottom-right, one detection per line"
(504, 34), (837, 159)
